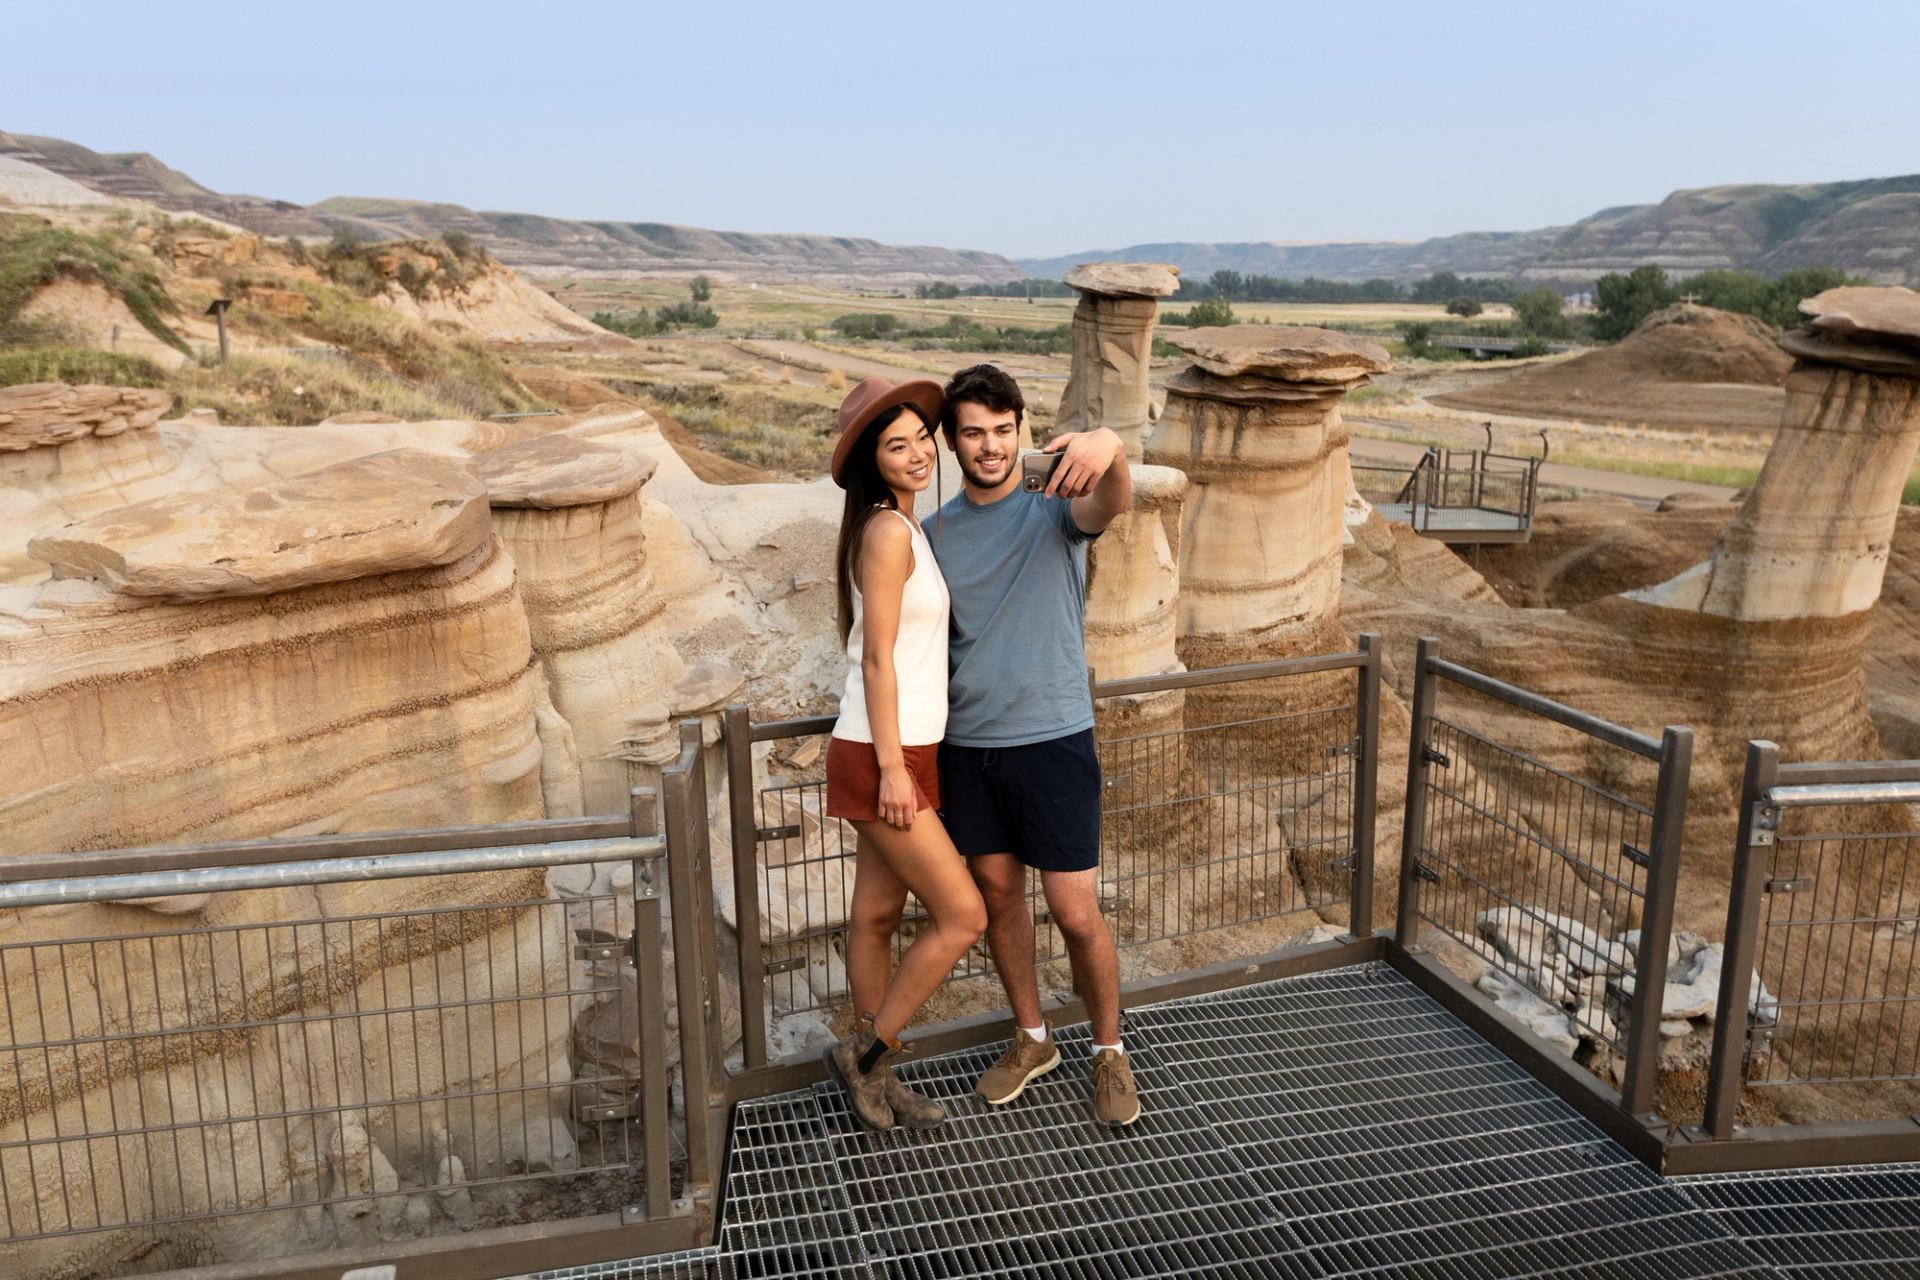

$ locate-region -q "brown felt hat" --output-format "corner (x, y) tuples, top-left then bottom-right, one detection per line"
(830, 376), (945, 488)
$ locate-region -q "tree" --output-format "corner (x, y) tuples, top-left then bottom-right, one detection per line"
(1445, 296), (1483, 318)
(689, 275), (712, 303)
(1402, 321), (1434, 356)
(1762, 266), (1852, 328)
(1513, 287), (1565, 338)
(1209, 270), (1243, 300)
(1591, 265), (1673, 341)
(1413, 272), (1464, 304)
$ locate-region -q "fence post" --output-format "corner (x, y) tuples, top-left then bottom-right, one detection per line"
(661, 729), (718, 1200)
(682, 719), (728, 1096)
(1703, 740), (1779, 1139)
(1620, 724), (1695, 1121)
(1394, 637), (1440, 949)
(627, 786), (671, 1222)
(1349, 633), (1382, 939)
(724, 705), (769, 1072)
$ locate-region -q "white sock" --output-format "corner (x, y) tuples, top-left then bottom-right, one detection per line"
(1019, 1023), (1048, 1042)
(1091, 1041), (1124, 1056)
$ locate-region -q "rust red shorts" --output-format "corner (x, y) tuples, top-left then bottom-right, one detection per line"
(824, 737), (941, 822)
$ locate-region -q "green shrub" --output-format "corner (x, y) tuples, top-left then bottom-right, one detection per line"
(1161, 297), (1236, 328)
(655, 301), (719, 329)
(0, 218), (188, 354)
(0, 344), (169, 390)
(593, 309), (659, 338)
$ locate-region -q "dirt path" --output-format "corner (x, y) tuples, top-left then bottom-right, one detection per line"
(1349, 433), (1740, 505)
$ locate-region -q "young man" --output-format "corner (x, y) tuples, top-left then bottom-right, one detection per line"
(921, 363), (1139, 1126)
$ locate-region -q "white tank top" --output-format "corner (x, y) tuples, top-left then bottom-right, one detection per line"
(833, 508), (950, 747)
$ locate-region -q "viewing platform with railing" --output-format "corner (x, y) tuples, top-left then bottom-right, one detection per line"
(1353, 440), (1544, 547)
(3, 640), (1918, 1280)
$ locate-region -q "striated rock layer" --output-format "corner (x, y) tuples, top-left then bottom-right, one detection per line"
(0, 448), (572, 1277)
(1149, 326), (1389, 729)
(475, 433), (688, 815)
(1634, 286), (1920, 622)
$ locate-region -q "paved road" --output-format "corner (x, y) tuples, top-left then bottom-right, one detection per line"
(1349, 429), (1740, 506)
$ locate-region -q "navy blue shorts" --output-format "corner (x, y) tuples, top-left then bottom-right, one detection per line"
(937, 729), (1102, 872)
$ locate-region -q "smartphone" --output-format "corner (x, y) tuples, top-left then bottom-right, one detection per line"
(1021, 452), (1064, 493)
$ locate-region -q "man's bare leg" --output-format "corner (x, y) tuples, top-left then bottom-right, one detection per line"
(968, 852), (1044, 1028)
(1041, 867), (1120, 1045)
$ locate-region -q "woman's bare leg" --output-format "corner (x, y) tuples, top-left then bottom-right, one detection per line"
(845, 834), (909, 1020)
(849, 808), (987, 1043)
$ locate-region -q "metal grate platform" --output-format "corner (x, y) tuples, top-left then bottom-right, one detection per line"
(1673, 1164), (1920, 1278)
(526, 962), (1920, 1279)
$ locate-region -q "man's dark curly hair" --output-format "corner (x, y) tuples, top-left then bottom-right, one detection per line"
(940, 363), (1024, 439)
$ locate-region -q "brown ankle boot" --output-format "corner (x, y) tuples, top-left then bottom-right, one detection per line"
(882, 1061), (946, 1129)
(851, 1013), (943, 1129)
(823, 1025), (894, 1132)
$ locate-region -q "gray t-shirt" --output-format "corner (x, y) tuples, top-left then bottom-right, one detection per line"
(922, 486), (1098, 748)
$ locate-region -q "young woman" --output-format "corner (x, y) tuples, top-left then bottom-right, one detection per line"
(821, 376), (987, 1132)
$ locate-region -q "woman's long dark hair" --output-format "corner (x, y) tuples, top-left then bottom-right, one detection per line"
(835, 404), (934, 644)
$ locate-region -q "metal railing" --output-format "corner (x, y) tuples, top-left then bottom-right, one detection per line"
(719, 642), (1384, 1085)
(1701, 743), (1920, 1153)
(0, 735), (717, 1280)
(1351, 448), (1541, 538)
(1394, 637), (1693, 1123)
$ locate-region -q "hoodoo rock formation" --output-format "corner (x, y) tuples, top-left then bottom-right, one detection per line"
(1633, 286), (1920, 621)
(474, 433), (688, 815)
(1057, 262), (1179, 455)
(1147, 325), (1391, 723)
(1061, 263), (1189, 701)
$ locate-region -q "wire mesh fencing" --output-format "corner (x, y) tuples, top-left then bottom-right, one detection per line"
(724, 647), (1380, 1072)
(0, 821), (683, 1276)
(1396, 637), (1691, 1117)
(1705, 746), (1920, 1140)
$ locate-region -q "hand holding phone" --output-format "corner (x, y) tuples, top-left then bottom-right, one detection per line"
(1021, 452), (1064, 493)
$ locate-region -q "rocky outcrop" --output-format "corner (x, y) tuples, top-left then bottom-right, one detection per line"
(1633, 287), (1920, 621)
(1147, 326), (1391, 708)
(0, 446), (580, 1274)
(0, 383), (171, 451)
(29, 449), (492, 599)
(1057, 262), (1179, 458)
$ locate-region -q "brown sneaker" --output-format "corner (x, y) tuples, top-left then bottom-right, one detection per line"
(1090, 1048), (1141, 1127)
(974, 1023), (1062, 1104)
(823, 1028), (894, 1132)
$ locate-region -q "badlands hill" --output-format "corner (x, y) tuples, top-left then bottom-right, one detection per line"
(1024, 176), (1920, 288)
(0, 131), (1024, 285)
(0, 202), (604, 422)
(1430, 304), (1793, 433)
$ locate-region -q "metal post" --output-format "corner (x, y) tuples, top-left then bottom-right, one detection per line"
(681, 719), (726, 1095)
(1703, 740), (1779, 1139)
(1394, 637), (1440, 949)
(1620, 724), (1695, 1121)
(628, 787), (670, 1222)
(724, 705), (769, 1071)
(1349, 632), (1382, 939)
(661, 734), (716, 1197)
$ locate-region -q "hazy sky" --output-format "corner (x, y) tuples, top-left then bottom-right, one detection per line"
(7, 0), (1919, 260)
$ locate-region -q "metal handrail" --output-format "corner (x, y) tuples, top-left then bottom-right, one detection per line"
(720, 645), (1383, 1079)
(0, 837), (662, 908)
(1397, 637), (1693, 1124)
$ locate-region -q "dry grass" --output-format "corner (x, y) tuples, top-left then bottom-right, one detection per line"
(168, 351), (490, 425)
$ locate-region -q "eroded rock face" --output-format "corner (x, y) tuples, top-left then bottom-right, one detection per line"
(1148, 326), (1390, 679)
(1633, 286), (1920, 621)
(0, 382), (171, 451)
(28, 449), (491, 600)
(476, 433), (686, 815)
(1057, 263), (1178, 458)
